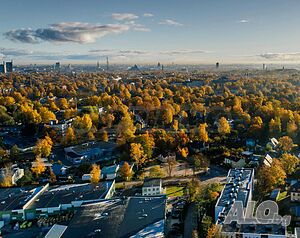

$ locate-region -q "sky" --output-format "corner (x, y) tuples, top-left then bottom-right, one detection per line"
(1, 0), (300, 65)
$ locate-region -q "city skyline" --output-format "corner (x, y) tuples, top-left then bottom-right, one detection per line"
(1, 0), (300, 64)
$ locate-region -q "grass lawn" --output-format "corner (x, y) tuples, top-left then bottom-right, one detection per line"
(115, 182), (125, 190)
(277, 191), (287, 201)
(166, 186), (185, 197)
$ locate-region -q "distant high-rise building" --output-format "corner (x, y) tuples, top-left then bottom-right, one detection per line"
(97, 61), (100, 69)
(55, 62), (61, 71)
(106, 57), (109, 71)
(216, 62), (220, 69)
(5, 60), (13, 73)
(0, 61), (6, 74)
(263, 64), (267, 70)
(157, 62), (161, 68)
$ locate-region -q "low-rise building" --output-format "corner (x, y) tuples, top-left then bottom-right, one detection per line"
(224, 155), (246, 168)
(101, 164), (119, 180)
(64, 141), (118, 164)
(0, 164), (24, 185)
(215, 168), (254, 223)
(0, 181), (115, 223)
(59, 196), (166, 238)
(142, 178), (164, 196)
(291, 181), (300, 202)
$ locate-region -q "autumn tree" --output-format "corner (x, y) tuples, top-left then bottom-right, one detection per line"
(119, 162), (133, 181)
(90, 164), (101, 185)
(130, 143), (146, 170)
(0, 167), (13, 187)
(31, 158), (46, 176)
(178, 147), (189, 159)
(269, 117), (281, 137)
(59, 98), (69, 110)
(39, 107), (56, 123)
(279, 136), (294, 152)
(101, 130), (109, 142)
(34, 136), (53, 158)
(217, 117), (230, 135)
(133, 132), (155, 159)
(206, 224), (218, 238)
(287, 120), (298, 138)
(198, 123), (209, 145)
(257, 159), (286, 194)
(149, 165), (165, 178)
(49, 168), (57, 183)
(116, 114), (136, 144)
(73, 114), (93, 133)
(65, 127), (76, 145)
(280, 153), (299, 175)
(172, 119), (179, 131)
(187, 179), (201, 202)
(161, 104), (174, 125)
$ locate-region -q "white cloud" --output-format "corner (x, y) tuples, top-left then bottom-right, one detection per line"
(143, 13), (154, 17)
(237, 19), (250, 23)
(4, 22), (131, 44)
(0, 47), (210, 63)
(159, 19), (183, 26)
(259, 52), (300, 61)
(111, 13), (139, 21)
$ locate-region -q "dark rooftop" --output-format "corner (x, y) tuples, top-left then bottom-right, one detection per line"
(27, 182), (112, 209)
(143, 178), (162, 188)
(61, 196), (166, 238)
(0, 186), (41, 211)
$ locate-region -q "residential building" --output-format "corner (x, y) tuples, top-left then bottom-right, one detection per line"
(46, 119), (73, 136)
(59, 196), (166, 238)
(215, 169), (295, 237)
(224, 155), (246, 168)
(215, 168), (254, 223)
(0, 164), (24, 185)
(64, 141), (118, 164)
(142, 178), (165, 196)
(0, 181), (115, 223)
(291, 181), (300, 202)
(101, 164), (119, 180)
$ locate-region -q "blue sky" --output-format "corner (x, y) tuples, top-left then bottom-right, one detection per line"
(1, 0), (300, 64)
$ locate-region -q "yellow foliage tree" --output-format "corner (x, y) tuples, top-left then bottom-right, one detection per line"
(198, 123), (209, 143)
(90, 164), (101, 185)
(116, 114), (136, 144)
(280, 153), (299, 175)
(130, 143), (145, 170)
(178, 147), (189, 158)
(65, 127), (76, 145)
(31, 158), (46, 176)
(218, 117), (231, 135)
(34, 136), (53, 158)
(101, 130), (109, 142)
(39, 107), (56, 123)
(119, 162), (133, 181)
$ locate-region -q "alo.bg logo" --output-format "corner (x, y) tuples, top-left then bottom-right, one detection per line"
(224, 200), (291, 226)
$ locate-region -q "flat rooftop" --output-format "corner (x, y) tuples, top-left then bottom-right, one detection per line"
(66, 141), (117, 155)
(216, 168), (253, 222)
(27, 182), (113, 209)
(61, 196), (166, 238)
(222, 222), (286, 235)
(0, 186), (41, 211)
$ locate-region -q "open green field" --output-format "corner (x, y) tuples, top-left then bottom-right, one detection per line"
(166, 186), (185, 197)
